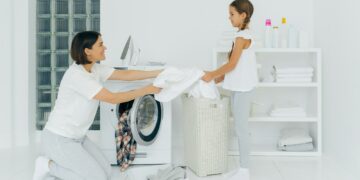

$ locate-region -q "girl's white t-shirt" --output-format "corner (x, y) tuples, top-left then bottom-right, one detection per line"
(45, 63), (114, 139)
(222, 29), (258, 92)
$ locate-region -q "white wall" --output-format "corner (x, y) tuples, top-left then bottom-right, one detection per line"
(0, 0), (33, 148)
(101, 0), (314, 69)
(314, 0), (360, 178)
(12, 0), (31, 146)
(0, 0), (13, 149)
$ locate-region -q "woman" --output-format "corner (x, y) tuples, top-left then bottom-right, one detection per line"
(33, 31), (161, 180)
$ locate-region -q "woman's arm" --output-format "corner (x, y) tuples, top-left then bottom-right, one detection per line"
(202, 37), (248, 82)
(108, 69), (162, 81)
(93, 85), (161, 104)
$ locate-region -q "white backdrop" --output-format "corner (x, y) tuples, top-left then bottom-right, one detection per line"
(101, 0), (314, 69)
(2, 1), (359, 178)
(314, 0), (360, 177)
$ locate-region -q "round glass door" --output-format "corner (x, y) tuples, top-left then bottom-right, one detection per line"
(129, 95), (163, 145)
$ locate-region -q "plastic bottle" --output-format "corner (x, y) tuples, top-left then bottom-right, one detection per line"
(288, 25), (299, 48)
(272, 26), (279, 48)
(279, 17), (288, 48)
(264, 19), (272, 48)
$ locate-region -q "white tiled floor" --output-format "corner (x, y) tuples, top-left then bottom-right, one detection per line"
(0, 145), (358, 180)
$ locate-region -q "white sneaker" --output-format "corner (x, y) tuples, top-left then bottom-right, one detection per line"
(32, 156), (50, 180)
(223, 167), (250, 180)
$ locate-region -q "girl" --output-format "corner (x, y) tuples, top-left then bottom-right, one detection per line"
(202, 0), (257, 179)
(33, 31), (162, 180)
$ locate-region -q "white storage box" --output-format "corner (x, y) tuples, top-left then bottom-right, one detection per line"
(182, 95), (229, 176)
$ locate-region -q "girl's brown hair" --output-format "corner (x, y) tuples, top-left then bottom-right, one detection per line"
(230, 0), (254, 30)
(228, 0), (254, 59)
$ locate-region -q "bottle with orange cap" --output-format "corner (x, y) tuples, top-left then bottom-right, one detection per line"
(279, 17), (288, 48)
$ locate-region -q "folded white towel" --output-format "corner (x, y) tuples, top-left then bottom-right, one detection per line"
(187, 80), (220, 100)
(278, 142), (314, 151)
(276, 73), (313, 78)
(278, 128), (313, 146)
(274, 66), (314, 74)
(271, 107), (305, 113)
(270, 112), (307, 117)
(147, 165), (186, 180)
(276, 77), (312, 83)
(154, 67), (204, 102)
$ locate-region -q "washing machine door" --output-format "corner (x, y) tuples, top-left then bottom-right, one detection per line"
(128, 95), (163, 146)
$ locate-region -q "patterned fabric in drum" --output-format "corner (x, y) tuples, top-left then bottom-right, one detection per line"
(115, 110), (137, 171)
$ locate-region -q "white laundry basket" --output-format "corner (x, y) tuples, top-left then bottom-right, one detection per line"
(182, 95), (229, 177)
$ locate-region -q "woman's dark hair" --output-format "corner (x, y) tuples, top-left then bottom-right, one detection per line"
(70, 31), (101, 65)
(230, 0), (254, 30)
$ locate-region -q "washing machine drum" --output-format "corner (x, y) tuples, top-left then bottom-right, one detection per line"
(116, 95), (163, 146)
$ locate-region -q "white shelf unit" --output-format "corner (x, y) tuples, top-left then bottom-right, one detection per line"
(213, 48), (322, 156)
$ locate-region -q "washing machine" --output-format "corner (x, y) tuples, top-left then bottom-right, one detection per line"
(100, 79), (172, 165)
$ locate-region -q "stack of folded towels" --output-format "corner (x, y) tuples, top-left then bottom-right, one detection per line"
(269, 104), (307, 117)
(278, 128), (314, 151)
(272, 66), (314, 83)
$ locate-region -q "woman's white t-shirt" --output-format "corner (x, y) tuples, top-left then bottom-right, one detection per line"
(222, 29), (258, 92)
(45, 63), (115, 139)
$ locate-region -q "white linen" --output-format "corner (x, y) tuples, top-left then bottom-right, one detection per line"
(278, 142), (314, 151)
(269, 105), (307, 117)
(153, 67), (204, 102)
(275, 67), (314, 74)
(276, 77), (312, 83)
(187, 80), (220, 99)
(278, 128), (313, 146)
(276, 73), (313, 78)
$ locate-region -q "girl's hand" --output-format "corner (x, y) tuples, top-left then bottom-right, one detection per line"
(215, 74), (225, 84)
(201, 71), (214, 82)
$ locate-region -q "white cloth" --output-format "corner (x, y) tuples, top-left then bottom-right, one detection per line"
(153, 67), (204, 102)
(223, 29), (258, 92)
(276, 77), (312, 83)
(147, 165), (186, 180)
(278, 142), (314, 151)
(45, 63), (114, 139)
(269, 105), (307, 117)
(187, 80), (220, 99)
(278, 128), (313, 146)
(274, 66), (314, 74)
(276, 73), (313, 78)
(152, 67), (185, 88)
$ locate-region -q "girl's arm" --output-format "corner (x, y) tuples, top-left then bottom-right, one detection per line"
(214, 74), (225, 84)
(94, 85), (161, 104)
(202, 37), (248, 82)
(108, 69), (162, 81)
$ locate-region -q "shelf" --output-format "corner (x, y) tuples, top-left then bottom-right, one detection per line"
(214, 47), (321, 53)
(230, 116), (318, 122)
(248, 117), (318, 122)
(255, 48), (321, 53)
(214, 44), (322, 157)
(257, 82), (318, 87)
(216, 82), (318, 88)
(229, 143), (320, 156)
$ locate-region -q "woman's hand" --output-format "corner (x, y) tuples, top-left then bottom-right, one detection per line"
(201, 71), (215, 83)
(146, 85), (162, 94)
